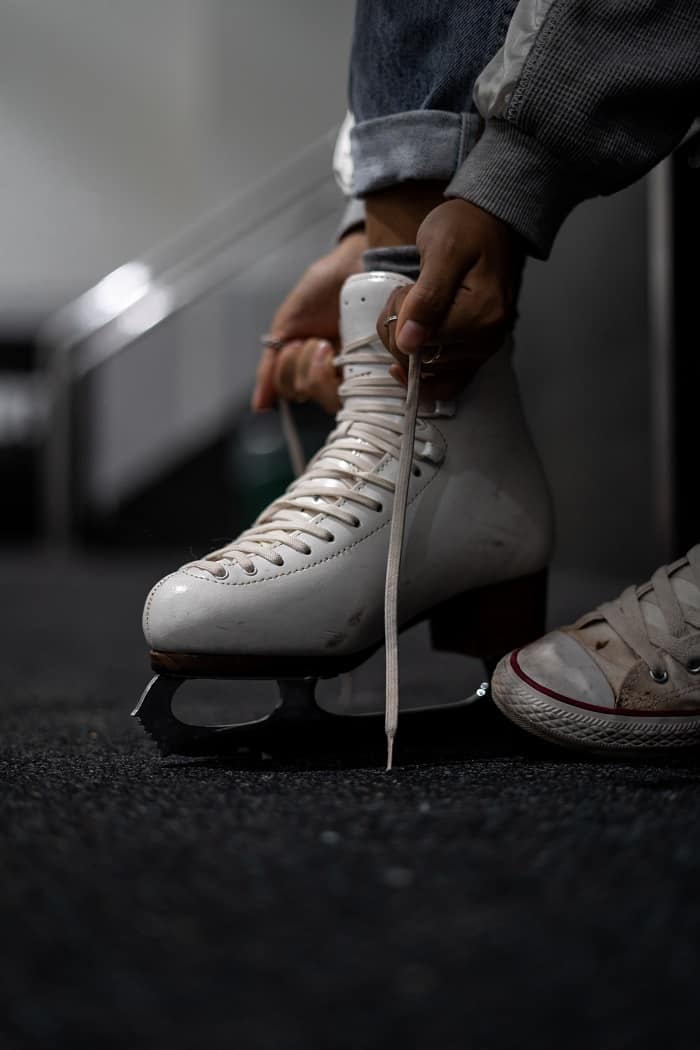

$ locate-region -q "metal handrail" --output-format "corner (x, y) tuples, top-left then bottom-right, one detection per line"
(39, 126), (343, 543)
(41, 127), (340, 371)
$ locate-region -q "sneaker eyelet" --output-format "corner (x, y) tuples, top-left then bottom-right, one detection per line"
(325, 533), (335, 542)
(243, 566), (258, 577)
(413, 466), (422, 478)
(351, 517), (361, 528)
(687, 658), (700, 674)
(301, 545), (312, 555)
(375, 503), (383, 513)
(649, 667), (669, 684)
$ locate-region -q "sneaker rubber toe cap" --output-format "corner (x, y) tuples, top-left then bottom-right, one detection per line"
(513, 630), (616, 711)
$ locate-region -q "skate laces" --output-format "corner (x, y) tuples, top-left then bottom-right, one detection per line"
(599, 546), (700, 678)
(190, 336), (423, 767)
(383, 351), (421, 769)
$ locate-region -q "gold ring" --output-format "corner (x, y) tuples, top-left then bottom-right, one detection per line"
(422, 345), (443, 365)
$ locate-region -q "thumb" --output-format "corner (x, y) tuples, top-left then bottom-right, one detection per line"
(395, 238), (469, 353)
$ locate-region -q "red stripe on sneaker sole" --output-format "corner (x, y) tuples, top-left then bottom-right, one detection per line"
(509, 650), (698, 718)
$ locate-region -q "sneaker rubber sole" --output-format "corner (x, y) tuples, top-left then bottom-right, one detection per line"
(491, 651), (700, 755)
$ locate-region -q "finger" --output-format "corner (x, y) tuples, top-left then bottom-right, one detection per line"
(294, 338), (338, 404)
(273, 340), (304, 402)
(395, 237), (473, 353)
(307, 341), (341, 413)
(251, 345), (278, 412)
(421, 276), (509, 349)
(377, 265), (498, 391)
(376, 286), (412, 370)
(293, 339), (324, 400)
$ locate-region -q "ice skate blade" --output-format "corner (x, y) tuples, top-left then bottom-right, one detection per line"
(132, 674), (333, 758)
(132, 673), (487, 759)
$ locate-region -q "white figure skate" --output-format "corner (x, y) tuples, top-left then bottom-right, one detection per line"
(133, 271), (553, 763)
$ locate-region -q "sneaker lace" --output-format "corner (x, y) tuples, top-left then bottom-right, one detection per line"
(191, 336), (424, 768)
(599, 546), (700, 677)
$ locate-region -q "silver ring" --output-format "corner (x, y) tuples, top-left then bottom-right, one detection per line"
(260, 334), (285, 350)
(422, 345), (443, 365)
(383, 314), (399, 328)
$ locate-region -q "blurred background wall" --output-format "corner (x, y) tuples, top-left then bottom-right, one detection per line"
(0, 0), (355, 318)
(0, 0), (656, 598)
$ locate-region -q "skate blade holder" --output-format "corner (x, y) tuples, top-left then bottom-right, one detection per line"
(132, 671), (487, 760)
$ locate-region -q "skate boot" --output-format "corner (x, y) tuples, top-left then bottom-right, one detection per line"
(491, 546), (700, 754)
(135, 271), (553, 762)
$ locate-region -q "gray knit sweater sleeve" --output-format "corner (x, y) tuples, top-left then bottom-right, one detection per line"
(446, 0), (700, 259)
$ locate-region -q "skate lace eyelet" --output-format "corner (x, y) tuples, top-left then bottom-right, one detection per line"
(413, 466), (422, 478)
(325, 533), (335, 542)
(687, 658), (700, 674)
(351, 517), (361, 528)
(301, 545), (312, 555)
(649, 666), (669, 684)
(375, 503), (383, 513)
(243, 565), (258, 577)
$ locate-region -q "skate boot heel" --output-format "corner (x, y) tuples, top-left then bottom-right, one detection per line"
(429, 568), (548, 666)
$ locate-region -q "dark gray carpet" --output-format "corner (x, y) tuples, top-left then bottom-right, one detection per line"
(1, 550), (699, 1049)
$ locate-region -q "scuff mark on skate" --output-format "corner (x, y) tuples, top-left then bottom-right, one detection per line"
(348, 609), (364, 627)
(324, 632), (346, 649)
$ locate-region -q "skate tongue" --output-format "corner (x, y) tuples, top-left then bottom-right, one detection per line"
(340, 271), (412, 360)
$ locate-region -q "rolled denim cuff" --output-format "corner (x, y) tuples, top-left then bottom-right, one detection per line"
(445, 120), (589, 259)
(336, 198), (366, 242)
(350, 111), (482, 195)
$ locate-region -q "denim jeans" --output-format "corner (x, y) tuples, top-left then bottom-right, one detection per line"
(349, 0), (519, 195)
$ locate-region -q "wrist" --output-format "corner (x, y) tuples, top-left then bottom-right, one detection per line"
(327, 229), (367, 274)
(335, 228), (367, 252)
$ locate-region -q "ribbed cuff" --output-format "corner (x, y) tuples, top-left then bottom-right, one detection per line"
(363, 246), (420, 280)
(445, 121), (589, 259)
(336, 198), (366, 242)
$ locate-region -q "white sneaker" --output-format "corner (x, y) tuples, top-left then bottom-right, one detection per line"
(492, 547), (700, 753)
